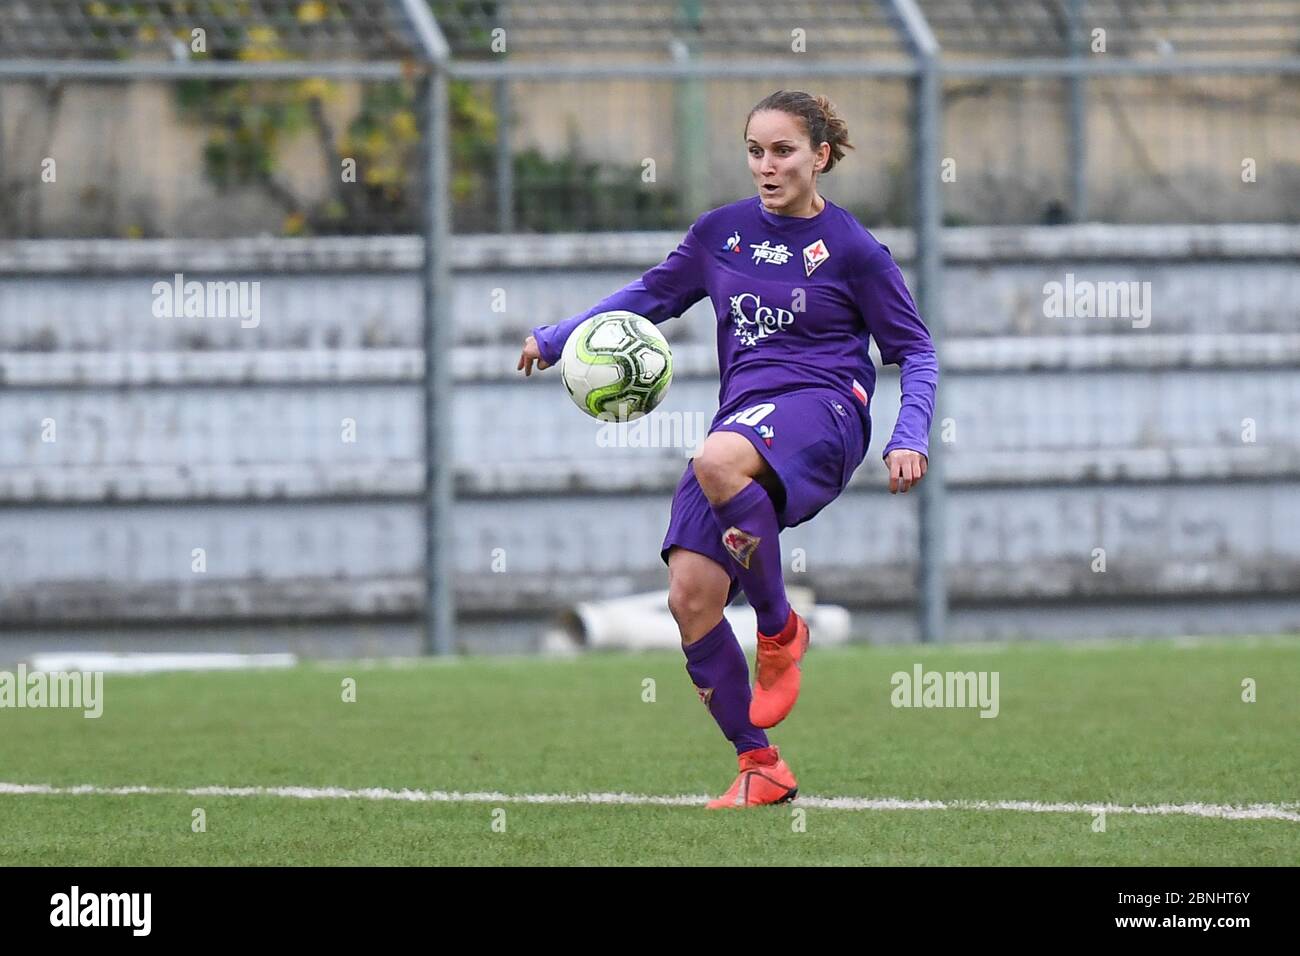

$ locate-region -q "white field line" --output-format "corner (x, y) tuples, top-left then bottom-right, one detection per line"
(2, 782), (1299, 823)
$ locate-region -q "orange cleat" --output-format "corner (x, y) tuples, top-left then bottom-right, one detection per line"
(706, 746), (798, 809)
(749, 609), (810, 729)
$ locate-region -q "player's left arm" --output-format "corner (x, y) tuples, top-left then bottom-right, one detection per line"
(849, 247), (939, 494)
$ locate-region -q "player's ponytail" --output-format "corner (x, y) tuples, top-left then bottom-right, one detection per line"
(813, 95), (854, 173)
(747, 90), (856, 174)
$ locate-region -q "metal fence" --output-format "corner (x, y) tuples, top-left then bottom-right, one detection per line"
(1, 2), (1298, 654)
(6, 4), (1298, 237)
(0, 0), (459, 653)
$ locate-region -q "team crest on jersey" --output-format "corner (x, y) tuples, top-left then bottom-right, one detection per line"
(756, 424), (775, 447)
(803, 238), (830, 276)
(722, 526), (761, 569)
(724, 231), (743, 253)
(749, 240), (792, 266)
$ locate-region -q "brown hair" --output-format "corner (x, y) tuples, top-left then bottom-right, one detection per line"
(745, 90), (855, 174)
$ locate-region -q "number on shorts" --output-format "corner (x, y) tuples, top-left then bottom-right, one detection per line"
(722, 402), (776, 427)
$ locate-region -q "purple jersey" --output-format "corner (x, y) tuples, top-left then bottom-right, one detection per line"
(531, 195), (938, 459)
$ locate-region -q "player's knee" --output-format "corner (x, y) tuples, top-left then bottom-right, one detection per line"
(693, 434), (753, 500)
(667, 579), (725, 638)
(667, 581), (708, 627)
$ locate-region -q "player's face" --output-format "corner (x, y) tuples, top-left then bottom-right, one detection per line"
(745, 110), (828, 215)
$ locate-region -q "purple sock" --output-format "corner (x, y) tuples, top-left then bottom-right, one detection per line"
(683, 617), (769, 756)
(710, 479), (791, 636)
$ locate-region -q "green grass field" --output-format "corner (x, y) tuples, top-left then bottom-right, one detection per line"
(1, 636), (1297, 866)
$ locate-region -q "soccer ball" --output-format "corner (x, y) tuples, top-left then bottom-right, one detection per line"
(559, 311), (673, 420)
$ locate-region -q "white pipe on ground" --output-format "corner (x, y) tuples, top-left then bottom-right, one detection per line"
(542, 587), (851, 654)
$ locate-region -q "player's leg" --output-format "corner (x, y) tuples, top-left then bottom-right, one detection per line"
(667, 546), (767, 753)
(692, 391), (865, 730)
(666, 545), (733, 644)
(691, 432), (793, 637)
(692, 431), (808, 730)
(668, 547), (798, 809)
(660, 464), (799, 809)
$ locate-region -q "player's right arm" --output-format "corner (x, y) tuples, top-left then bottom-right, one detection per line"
(517, 222), (710, 375)
(517, 334), (548, 376)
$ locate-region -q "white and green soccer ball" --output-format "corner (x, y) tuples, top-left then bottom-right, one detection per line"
(559, 310), (673, 420)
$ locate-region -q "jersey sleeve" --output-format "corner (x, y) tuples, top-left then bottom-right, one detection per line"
(530, 223), (709, 367)
(849, 247), (940, 460)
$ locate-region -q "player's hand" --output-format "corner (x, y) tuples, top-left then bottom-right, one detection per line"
(517, 335), (550, 377)
(885, 449), (927, 494)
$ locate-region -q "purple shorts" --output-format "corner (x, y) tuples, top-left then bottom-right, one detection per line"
(660, 388), (870, 604)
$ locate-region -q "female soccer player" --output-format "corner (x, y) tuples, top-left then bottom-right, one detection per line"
(518, 91), (938, 808)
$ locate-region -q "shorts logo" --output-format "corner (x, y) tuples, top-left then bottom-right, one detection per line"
(756, 423), (775, 447)
(803, 238), (830, 277)
(722, 527), (761, 569)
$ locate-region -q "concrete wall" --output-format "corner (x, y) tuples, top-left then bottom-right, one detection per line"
(1, 224), (1298, 656)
